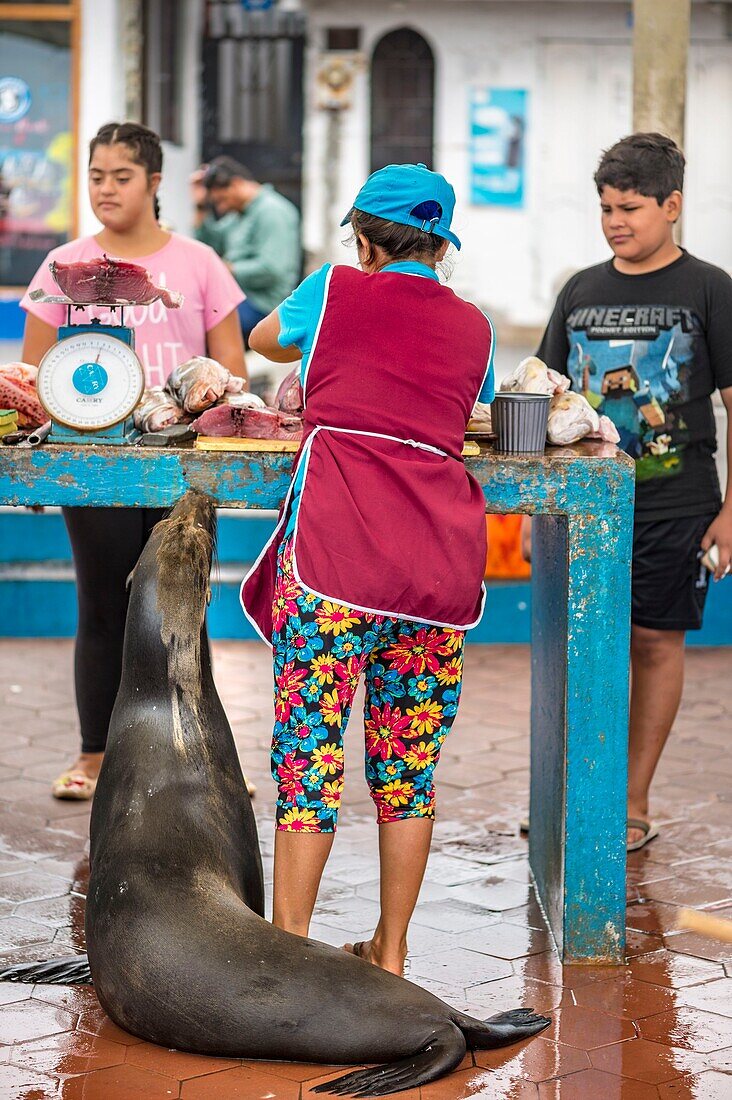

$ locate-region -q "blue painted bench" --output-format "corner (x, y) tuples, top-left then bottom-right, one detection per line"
(0, 440), (635, 963)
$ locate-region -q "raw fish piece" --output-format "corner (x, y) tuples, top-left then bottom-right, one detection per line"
(500, 356), (570, 397)
(134, 388), (189, 433)
(49, 255), (182, 308)
(0, 362), (36, 384)
(274, 367), (304, 414)
(223, 392), (267, 409)
(165, 356), (245, 414)
(0, 363), (45, 428)
(191, 403), (303, 441)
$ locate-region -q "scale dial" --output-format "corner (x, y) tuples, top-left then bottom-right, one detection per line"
(37, 332), (145, 431)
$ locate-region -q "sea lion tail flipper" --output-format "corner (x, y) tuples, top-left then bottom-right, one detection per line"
(454, 1006), (552, 1050)
(0, 954), (91, 985)
(311, 1022), (466, 1096)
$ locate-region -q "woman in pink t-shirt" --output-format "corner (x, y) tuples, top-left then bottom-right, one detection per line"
(20, 122), (246, 801)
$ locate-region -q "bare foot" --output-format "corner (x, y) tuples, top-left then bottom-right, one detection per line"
(342, 938), (405, 977)
(71, 753), (104, 780)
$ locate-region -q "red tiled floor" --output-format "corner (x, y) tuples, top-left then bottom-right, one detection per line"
(61, 1062), (179, 1098)
(659, 1071), (732, 1099)
(420, 1066), (517, 1099)
(0, 640), (731, 1099)
(465, 974), (567, 1017)
(665, 929), (732, 965)
(180, 1064), (302, 1098)
(473, 1036), (590, 1081)
(242, 1060), (343, 1083)
(537, 1068), (660, 1098)
(638, 1006), (732, 1053)
(677, 977), (732, 1014)
(0, 1063), (60, 1098)
(0, 998), (77, 1045)
(626, 948), (726, 988)
(11, 1029), (127, 1075)
(539, 1004), (637, 1049)
(572, 974), (679, 1019)
(125, 1045), (240, 1079)
(589, 1037), (707, 1083)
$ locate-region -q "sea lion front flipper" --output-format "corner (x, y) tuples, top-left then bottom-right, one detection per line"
(0, 953), (91, 985)
(311, 1021), (466, 1097)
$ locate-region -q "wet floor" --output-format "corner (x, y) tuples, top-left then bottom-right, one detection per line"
(0, 639), (730, 1099)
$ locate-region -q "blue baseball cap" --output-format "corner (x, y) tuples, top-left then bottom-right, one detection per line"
(340, 163), (461, 250)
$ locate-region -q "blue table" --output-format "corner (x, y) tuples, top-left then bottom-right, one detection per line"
(0, 440), (635, 963)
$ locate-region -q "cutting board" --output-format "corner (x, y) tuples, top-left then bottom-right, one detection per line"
(194, 436), (301, 452)
(194, 436), (481, 457)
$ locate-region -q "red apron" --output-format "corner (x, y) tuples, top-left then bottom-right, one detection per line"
(241, 265), (493, 644)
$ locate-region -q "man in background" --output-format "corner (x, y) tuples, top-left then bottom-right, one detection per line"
(192, 156), (301, 341)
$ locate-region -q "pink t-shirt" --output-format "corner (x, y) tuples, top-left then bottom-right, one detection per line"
(21, 234), (245, 388)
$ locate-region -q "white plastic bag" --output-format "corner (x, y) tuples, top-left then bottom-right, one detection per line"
(500, 356), (570, 397)
(547, 391), (619, 445)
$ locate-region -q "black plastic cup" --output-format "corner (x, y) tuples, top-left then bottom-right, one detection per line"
(492, 393), (550, 455)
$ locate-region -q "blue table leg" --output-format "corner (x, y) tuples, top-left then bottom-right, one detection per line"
(530, 510), (632, 963)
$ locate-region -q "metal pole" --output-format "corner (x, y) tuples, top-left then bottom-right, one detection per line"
(632, 0), (691, 148)
(121, 0), (144, 123)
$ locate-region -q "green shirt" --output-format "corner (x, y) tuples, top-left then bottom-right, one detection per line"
(195, 184), (301, 315)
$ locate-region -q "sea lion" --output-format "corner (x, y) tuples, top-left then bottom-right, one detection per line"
(1, 492), (549, 1096)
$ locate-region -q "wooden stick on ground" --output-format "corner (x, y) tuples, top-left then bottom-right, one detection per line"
(677, 908), (732, 944)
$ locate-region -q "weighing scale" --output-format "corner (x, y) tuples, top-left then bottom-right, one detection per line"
(31, 291), (146, 445)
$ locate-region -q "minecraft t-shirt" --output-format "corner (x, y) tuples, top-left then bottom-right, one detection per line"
(537, 250), (732, 521)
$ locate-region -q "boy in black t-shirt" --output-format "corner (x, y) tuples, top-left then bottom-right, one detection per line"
(537, 133), (732, 851)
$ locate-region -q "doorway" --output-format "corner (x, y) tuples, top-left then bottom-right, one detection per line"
(370, 28), (434, 173)
(201, 2), (306, 208)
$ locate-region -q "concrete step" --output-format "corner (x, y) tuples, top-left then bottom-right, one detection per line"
(0, 506), (277, 562)
(1, 510), (729, 644)
(0, 557), (533, 642)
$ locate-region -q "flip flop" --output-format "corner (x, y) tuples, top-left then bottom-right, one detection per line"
(627, 818), (659, 852)
(51, 771), (98, 801)
(521, 815), (660, 853)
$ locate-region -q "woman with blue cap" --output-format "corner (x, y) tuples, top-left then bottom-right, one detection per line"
(244, 164), (495, 976)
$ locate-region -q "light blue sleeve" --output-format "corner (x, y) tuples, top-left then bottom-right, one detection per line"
(277, 263), (330, 355)
(477, 314), (496, 403)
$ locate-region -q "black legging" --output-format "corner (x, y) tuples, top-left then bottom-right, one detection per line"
(63, 507), (166, 754)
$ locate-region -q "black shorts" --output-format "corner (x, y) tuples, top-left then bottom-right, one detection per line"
(632, 511), (718, 632)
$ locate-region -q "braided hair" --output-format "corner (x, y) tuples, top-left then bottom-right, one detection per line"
(89, 122), (164, 221)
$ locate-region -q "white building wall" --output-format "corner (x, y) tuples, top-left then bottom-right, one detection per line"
(77, 0), (202, 239)
(75, 0), (732, 325)
(302, 0), (732, 328)
(78, 0), (126, 238)
(157, 0), (203, 235)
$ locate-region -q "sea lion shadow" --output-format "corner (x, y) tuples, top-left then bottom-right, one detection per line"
(0, 491), (550, 1096)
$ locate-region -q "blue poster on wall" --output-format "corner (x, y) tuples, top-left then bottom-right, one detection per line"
(470, 88), (527, 208)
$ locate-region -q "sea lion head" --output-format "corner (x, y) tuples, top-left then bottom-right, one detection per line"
(153, 490), (216, 632)
(125, 491), (217, 752)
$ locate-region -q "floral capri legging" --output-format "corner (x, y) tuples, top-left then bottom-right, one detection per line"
(271, 538), (466, 832)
